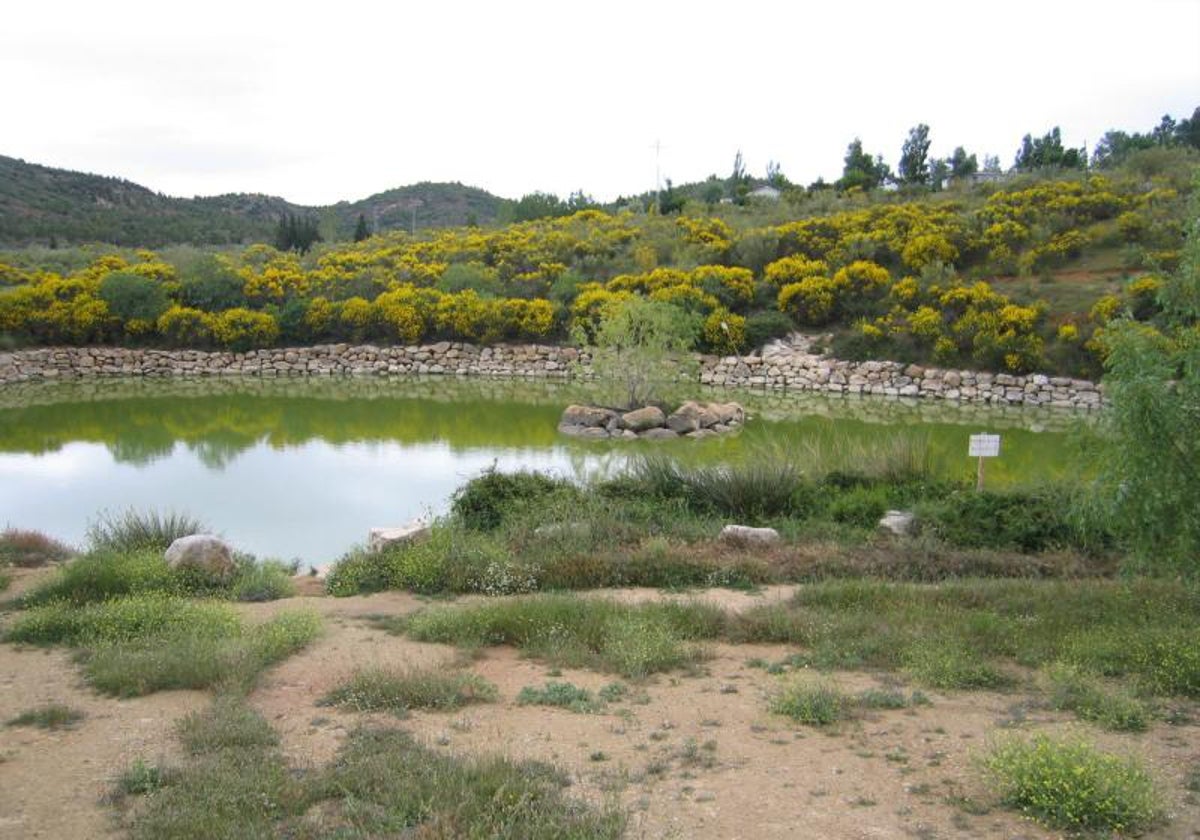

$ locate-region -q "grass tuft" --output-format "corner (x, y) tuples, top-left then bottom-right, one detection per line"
(517, 681), (603, 713)
(87, 509), (206, 552)
(322, 667), (497, 715)
(1043, 663), (1152, 732)
(770, 679), (850, 725)
(984, 733), (1163, 834)
(6, 703), (85, 730)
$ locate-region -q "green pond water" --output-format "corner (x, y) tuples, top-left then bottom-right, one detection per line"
(0, 377), (1092, 565)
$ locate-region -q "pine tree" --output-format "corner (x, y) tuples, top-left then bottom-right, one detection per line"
(353, 214), (370, 242)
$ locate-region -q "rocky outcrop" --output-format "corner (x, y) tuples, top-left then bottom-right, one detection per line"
(558, 401), (744, 440)
(719, 525), (781, 546)
(0, 335), (1105, 410)
(368, 520), (431, 553)
(164, 534), (235, 580)
(877, 510), (916, 537)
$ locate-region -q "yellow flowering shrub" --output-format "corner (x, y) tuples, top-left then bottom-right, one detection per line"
(157, 306), (214, 346)
(778, 277), (839, 326)
(764, 255), (830, 287)
(212, 308), (279, 351)
(702, 308), (747, 354)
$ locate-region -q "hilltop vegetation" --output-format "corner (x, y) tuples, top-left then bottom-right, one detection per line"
(0, 155), (504, 246)
(2, 109), (1197, 378)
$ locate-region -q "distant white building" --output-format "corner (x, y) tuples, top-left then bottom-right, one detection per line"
(748, 185), (781, 200)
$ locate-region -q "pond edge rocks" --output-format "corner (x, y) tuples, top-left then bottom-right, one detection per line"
(558, 400), (745, 440)
(0, 335), (1105, 410)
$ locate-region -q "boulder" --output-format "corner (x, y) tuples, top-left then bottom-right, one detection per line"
(640, 427), (679, 440)
(621, 405), (667, 432)
(165, 534), (235, 580)
(560, 404), (616, 428)
(877, 510), (915, 537)
(718, 524), (780, 547)
(665, 411), (700, 434)
(368, 519), (431, 553)
(667, 400), (719, 433)
(710, 402), (745, 425)
(557, 424), (611, 439)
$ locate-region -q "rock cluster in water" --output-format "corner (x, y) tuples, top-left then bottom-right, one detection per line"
(558, 400), (745, 440)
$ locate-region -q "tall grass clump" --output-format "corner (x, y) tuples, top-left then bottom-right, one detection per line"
(624, 455), (805, 521)
(322, 667), (497, 715)
(87, 509), (206, 552)
(0, 528), (74, 567)
(983, 734), (1163, 834)
(5, 594), (240, 646)
(400, 595), (722, 678)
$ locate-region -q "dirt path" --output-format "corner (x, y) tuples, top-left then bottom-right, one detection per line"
(4, 576), (1199, 838)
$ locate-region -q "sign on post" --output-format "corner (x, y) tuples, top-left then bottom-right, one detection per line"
(968, 433), (1001, 490)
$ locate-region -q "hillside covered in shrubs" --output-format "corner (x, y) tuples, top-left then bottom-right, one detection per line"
(1, 147), (1195, 378)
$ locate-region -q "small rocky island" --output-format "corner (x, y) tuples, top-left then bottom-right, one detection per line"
(557, 400), (745, 440)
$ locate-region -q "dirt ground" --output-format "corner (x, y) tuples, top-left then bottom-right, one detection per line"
(3, 568), (1199, 839)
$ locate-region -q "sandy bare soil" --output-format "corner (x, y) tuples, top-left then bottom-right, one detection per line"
(3, 569), (1199, 839)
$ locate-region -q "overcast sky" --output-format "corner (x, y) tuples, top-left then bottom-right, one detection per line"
(3, 0), (1198, 205)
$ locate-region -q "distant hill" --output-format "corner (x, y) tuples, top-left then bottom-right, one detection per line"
(0, 155), (505, 247)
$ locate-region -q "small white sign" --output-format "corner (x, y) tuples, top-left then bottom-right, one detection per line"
(969, 434), (1001, 458)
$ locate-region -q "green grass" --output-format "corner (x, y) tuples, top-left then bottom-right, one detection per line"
(6, 703), (85, 730)
(4, 595), (321, 697)
(84, 609), (322, 697)
(118, 699), (624, 839)
(731, 578), (1200, 697)
(398, 594), (721, 679)
(18, 549), (295, 607)
(321, 667), (497, 715)
(517, 681), (603, 713)
(87, 508), (206, 552)
(1043, 663), (1152, 732)
(5, 594), (241, 646)
(984, 734), (1163, 834)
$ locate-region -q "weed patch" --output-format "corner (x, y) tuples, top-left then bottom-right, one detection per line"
(88, 509), (206, 553)
(517, 681), (603, 713)
(984, 733), (1163, 834)
(1043, 663), (1152, 731)
(771, 679), (850, 726)
(0, 528), (74, 568)
(322, 667), (497, 715)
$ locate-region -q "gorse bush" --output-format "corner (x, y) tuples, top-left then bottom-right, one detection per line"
(984, 734), (1163, 834)
(87, 509), (206, 552)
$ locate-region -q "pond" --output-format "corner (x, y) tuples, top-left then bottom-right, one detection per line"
(0, 377), (1090, 565)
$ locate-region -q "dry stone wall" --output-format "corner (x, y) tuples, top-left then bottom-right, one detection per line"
(0, 337), (1105, 410)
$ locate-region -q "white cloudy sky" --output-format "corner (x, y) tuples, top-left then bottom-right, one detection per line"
(3, 0), (1198, 205)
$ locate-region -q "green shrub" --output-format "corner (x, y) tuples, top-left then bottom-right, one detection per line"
(826, 485), (890, 528)
(623, 455), (804, 521)
(920, 488), (1101, 552)
(0, 528), (74, 567)
(98, 271), (170, 326)
(517, 681), (602, 713)
(87, 509), (206, 553)
(770, 680), (850, 725)
(984, 734), (1163, 834)
(323, 667), (497, 714)
(324, 548), (391, 596)
(115, 760), (174, 797)
(451, 468), (580, 531)
(744, 310), (796, 349)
